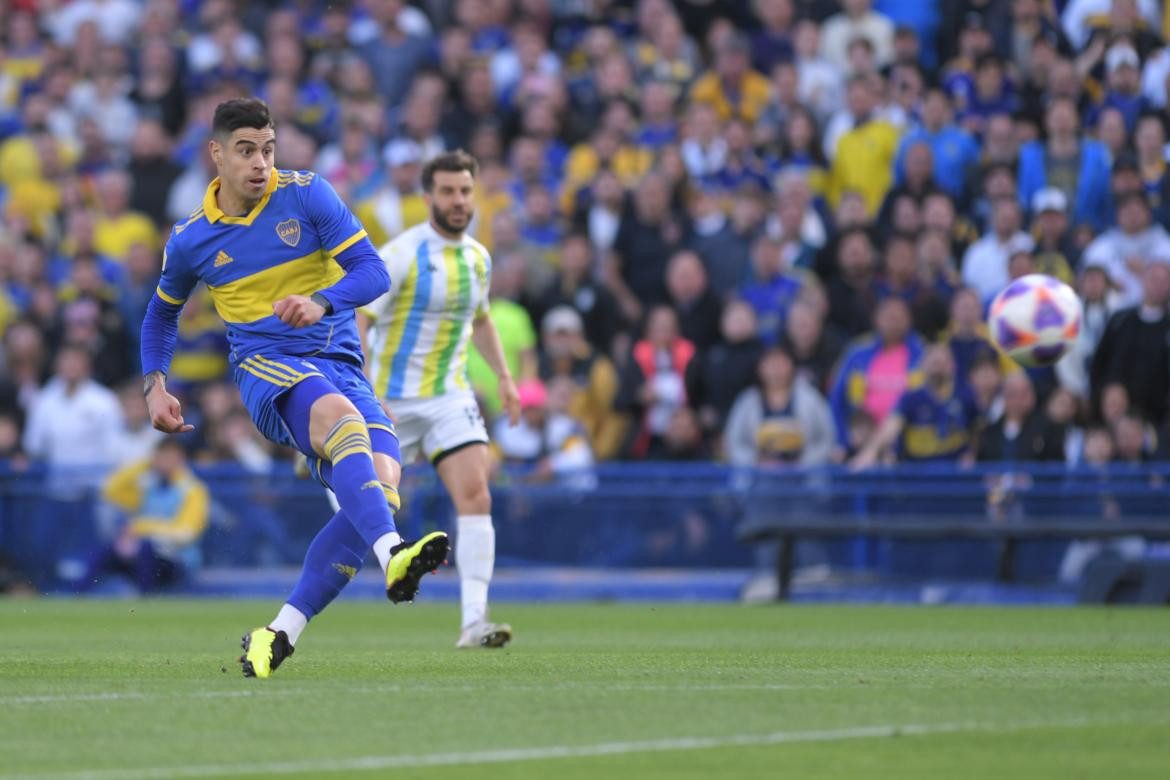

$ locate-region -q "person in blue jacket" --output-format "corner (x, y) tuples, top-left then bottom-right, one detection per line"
(1017, 97), (1113, 232)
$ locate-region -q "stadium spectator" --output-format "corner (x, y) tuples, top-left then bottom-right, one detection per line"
(1028, 188), (1078, 286)
(874, 231), (949, 339)
(688, 34), (771, 124)
(1017, 97), (1113, 232)
(894, 88), (979, 199)
(1090, 261), (1170, 426)
(829, 297), (925, 455)
(827, 75), (901, 215)
(1080, 192), (1170, 307)
(826, 227), (879, 338)
(537, 306), (625, 462)
(617, 305), (694, 460)
(780, 295), (843, 393)
(725, 344), (834, 466)
(608, 171), (686, 321)
(820, 0), (894, 71)
(1133, 112), (1170, 226)
(491, 378), (593, 480)
(535, 233), (623, 354)
(739, 238), (804, 346)
(355, 138), (427, 248)
(92, 169), (159, 263)
(84, 438), (209, 593)
(1056, 265), (1122, 399)
(665, 250), (722, 351)
(978, 372), (1066, 462)
(22, 343), (123, 493)
(686, 299), (765, 441)
(961, 197), (1035, 304)
(850, 342), (980, 468)
(358, 0), (434, 108)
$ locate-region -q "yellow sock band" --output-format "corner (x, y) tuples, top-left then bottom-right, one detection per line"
(381, 483), (401, 513)
(322, 415), (371, 465)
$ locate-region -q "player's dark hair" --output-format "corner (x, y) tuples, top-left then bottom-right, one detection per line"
(421, 149), (479, 192)
(212, 98), (274, 139)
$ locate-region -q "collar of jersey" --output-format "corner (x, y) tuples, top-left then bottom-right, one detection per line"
(202, 169), (279, 225)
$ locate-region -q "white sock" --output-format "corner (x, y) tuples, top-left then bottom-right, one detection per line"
(456, 514), (494, 629)
(269, 604), (308, 645)
(372, 531), (403, 573)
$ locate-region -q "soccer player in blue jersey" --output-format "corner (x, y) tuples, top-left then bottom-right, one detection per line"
(140, 98), (447, 678)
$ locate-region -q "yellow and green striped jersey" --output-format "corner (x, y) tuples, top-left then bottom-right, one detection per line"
(364, 222), (491, 399)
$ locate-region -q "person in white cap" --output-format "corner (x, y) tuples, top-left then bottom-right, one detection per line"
(1029, 187), (1077, 285)
(354, 138), (427, 247)
(1086, 41), (1149, 132)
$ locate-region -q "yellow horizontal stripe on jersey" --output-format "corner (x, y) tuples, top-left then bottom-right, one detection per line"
(240, 361), (292, 387)
(156, 286), (186, 305)
(252, 355), (310, 381)
(242, 357), (298, 385)
(368, 423), (394, 435)
(207, 250), (345, 323)
(419, 246), (459, 395)
(328, 228), (367, 257)
(374, 262), (418, 398)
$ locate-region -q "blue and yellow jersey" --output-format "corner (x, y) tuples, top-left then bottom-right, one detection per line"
(155, 169), (369, 366)
(895, 384), (981, 463)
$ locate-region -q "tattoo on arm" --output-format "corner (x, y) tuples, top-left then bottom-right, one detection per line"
(143, 371), (166, 397)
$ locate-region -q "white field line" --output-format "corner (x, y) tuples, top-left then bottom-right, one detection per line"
(0, 718), (1129, 780)
(0, 681), (840, 705)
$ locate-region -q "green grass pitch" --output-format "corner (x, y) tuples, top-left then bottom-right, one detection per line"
(1, 600), (1168, 779)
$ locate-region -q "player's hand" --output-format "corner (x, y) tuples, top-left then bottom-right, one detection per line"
(146, 387), (194, 434)
(273, 294), (326, 328)
(499, 375), (521, 426)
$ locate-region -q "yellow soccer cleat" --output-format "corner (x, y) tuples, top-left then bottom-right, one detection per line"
(238, 627), (294, 679)
(386, 531), (449, 603)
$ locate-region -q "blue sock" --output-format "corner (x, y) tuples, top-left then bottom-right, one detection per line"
(321, 415), (398, 547)
(287, 511), (366, 619)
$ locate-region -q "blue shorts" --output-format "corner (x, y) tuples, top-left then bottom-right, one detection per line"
(233, 352), (395, 454)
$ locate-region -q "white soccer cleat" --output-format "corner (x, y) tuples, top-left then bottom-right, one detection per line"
(456, 620), (513, 649)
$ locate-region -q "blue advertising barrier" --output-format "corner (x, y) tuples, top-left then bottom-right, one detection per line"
(1, 461), (1167, 593)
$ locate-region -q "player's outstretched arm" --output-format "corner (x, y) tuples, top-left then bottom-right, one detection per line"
(472, 312), (520, 425)
(142, 239), (198, 434)
(143, 372), (194, 434)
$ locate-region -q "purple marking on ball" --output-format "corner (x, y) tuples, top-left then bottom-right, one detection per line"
(996, 318), (1021, 348)
(1031, 343), (1066, 364)
(999, 280), (1033, 302)
(1033, 299), (1064, 330)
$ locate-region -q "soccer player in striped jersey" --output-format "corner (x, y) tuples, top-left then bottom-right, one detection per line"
(140, 98), (447, 678)
(358, 150), (519, 648)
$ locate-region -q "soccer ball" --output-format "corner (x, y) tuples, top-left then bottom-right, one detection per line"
(988, 274), (1081, 367)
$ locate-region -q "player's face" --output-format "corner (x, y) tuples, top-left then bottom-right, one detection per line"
(427, 170), (476, 236)
(211, 127), (276, 206)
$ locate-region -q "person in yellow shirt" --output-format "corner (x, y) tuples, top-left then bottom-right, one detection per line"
(688, 35), (771, 123)
(828, 75), (901, 215)
(354, 138), (429, 248)
(83, 439), (210, 593)
(92, 169), (159, 261)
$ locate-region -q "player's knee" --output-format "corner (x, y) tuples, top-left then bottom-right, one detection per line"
(455, 480), (491, 515)
(309, 394), (362, 453)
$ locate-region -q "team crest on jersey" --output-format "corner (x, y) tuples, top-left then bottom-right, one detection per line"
(276, 218), (301, 247)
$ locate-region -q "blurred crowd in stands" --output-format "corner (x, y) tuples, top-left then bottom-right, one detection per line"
(2, 0), (1170, 488)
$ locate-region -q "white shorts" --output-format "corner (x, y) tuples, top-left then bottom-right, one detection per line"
(385, 390), (489, 465)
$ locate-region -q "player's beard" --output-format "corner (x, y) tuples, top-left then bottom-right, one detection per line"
(432, 203), (473, 237)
